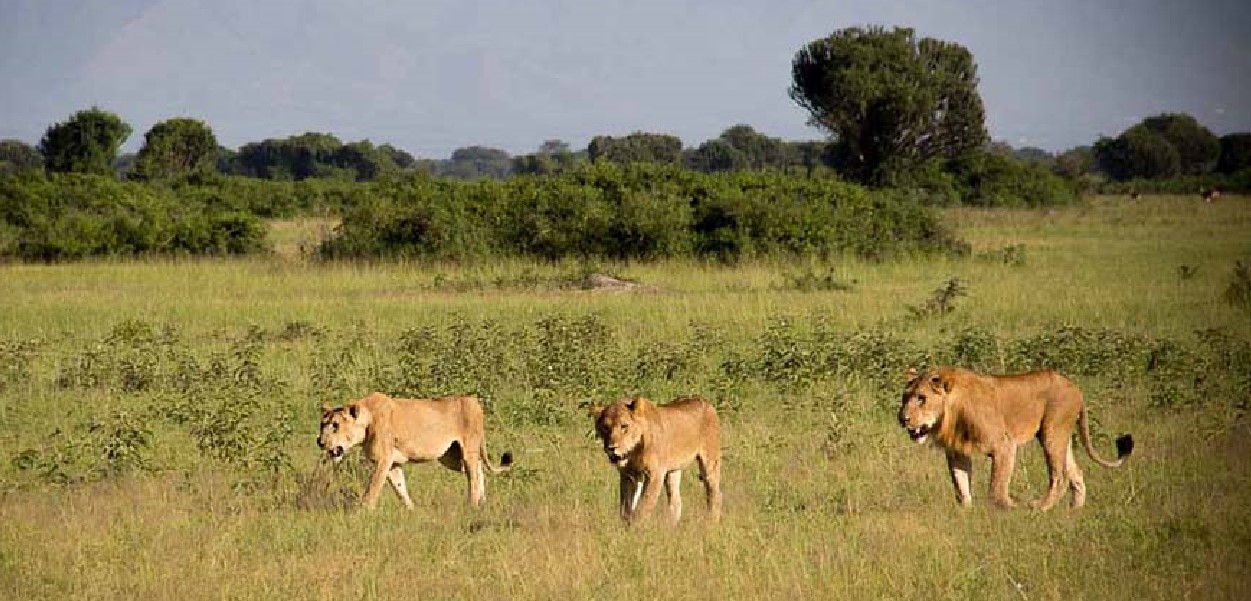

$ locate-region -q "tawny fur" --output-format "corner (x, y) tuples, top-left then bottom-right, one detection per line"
(897, 367), (1133, 511)
(318, 392), (512, 510)
(589, 396), (722, 524)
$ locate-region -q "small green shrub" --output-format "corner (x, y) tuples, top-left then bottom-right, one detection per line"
(14, 410), (153, 484)
(907, 278), (967, 319)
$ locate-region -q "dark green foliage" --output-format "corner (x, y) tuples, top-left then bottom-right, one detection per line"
(1095, 170), (1251, 195)
(1217, 133), (1251, 175)
(947, 326), (1001, 373)
(0, 139), (43, 176)
(685, 125), (798, 172)
(14, 410), (153, 484)
(0, 173), (270, 260)
(227, 132), (403, 182)
(38, 107), (132, 175)
(131, 118), (219, 182)
(1005, 325), (1151, 379)
(318, 163), (965, 262)
(438, 146), (513, 179)
(1095, 114), (1217, 181)
(588, 132), (683, 165)
(949, 152), (1079, 207)
(512, 140), (581, 176)
(1138, 114), (1220, 176)
(790, 26), (988, 185)
(1052, 145), (1095, 180)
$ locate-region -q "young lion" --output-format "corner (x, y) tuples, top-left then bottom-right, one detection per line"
(897, 367), (1134, 510)
(589, 396), (722, 524)
(318, 392), (512, 509)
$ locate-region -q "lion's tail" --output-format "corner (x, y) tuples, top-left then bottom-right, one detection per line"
(1078, 408), (1134, 468)
(480, 443), (514, 475)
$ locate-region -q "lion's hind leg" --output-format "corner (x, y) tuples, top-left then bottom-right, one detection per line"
(1065, 440), (1087, 508)
(1031, 430), (1072, 511)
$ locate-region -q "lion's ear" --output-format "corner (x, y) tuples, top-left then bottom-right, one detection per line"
(348, 404), (360, 419)
(905, 368), (920, 383)
(930, 374), (953, 394)
(626, 397), (652, 413)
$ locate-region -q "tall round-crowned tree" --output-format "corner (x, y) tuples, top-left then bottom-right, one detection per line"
(39, 107), (132, 175)
(790, 26), (988, 185)
(131, 117), (219, 181)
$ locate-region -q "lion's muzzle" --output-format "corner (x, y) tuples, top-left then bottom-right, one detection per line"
(906, 424), (932, 443)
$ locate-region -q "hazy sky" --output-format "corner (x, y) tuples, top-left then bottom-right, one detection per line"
(2, 0), (1249, 158)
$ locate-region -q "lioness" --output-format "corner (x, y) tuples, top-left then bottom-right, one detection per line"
(589, 396), (722, 524)
(897, 367), (1133, 510)
(318, 392), (512, 509)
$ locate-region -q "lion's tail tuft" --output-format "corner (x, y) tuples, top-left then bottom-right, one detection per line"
(1115, 434), (1134, 460)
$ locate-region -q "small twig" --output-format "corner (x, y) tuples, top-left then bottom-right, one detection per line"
(1006, 572), (1029, 601)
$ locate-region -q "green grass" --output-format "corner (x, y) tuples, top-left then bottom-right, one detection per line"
(1, 195), (1249, 600)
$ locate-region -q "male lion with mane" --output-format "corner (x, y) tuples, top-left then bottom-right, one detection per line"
(318, 392), (512, 509)
(897, 367), (1133, 510)
(589, 396), (722, 524)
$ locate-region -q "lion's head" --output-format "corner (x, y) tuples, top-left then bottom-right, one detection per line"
(318, 403), (369, 462)
(897, 368), (953, 444)
(589, 397), (650, 467)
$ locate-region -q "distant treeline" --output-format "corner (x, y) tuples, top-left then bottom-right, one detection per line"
(1, 100), (1248, 262)
(0, 164), (968, 262)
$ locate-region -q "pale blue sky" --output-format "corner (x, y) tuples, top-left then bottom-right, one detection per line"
(2, 0), (1248, 158)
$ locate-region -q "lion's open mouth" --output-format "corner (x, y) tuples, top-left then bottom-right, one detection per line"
(907, 424), (932, 442)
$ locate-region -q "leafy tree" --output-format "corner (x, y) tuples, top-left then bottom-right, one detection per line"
(440, 146), (513, 179)
(131, 118), (219, 181)
(378, 143), (417, 169)
(1052, 146), (1094, 180)
(788, 141), (830, 177)
(588, 132), (682, 165)
(0, 139), (43, 176)
(513, 140), (580, 175)
(538, 139), (571, 155)
(790, 26), (988, 185)
(1217, 133), (1251, 175)
(39, 107), (132, 175)
(717, 125), (794, 169)
(685, 139), (746, 172)
(1137, 113), (1219, 175)
(1094, 128), (1181, 181)
(334, 140), (398, 181)
(1012, 146), (1053, 165)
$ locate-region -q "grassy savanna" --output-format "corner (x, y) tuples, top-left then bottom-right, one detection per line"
(1, 196), (1249, 600)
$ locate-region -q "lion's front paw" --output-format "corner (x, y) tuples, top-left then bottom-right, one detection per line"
(993, 497), (1018, 509)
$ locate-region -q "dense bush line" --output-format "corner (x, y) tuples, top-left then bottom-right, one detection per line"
(1094, 167), (1251, 196)
(0, 173), (268, 260)
(320, 163), (969, 261)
